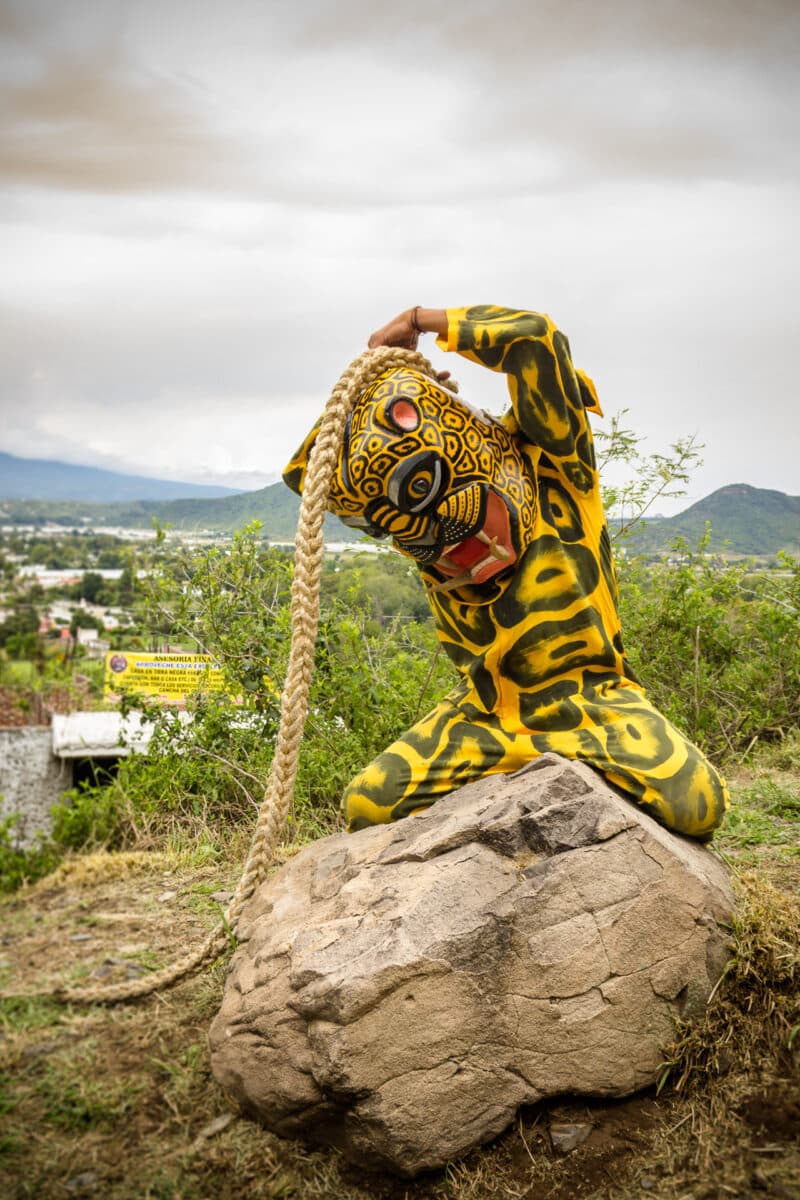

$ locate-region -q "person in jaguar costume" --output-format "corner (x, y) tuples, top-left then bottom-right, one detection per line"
(284, 305), (729, 839)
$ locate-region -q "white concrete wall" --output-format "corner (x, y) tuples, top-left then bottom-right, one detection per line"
(0, 729), (71, 847)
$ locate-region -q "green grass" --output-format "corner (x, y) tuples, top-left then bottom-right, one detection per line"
(0, 818), (61, 893)
(0, 996), (70, 1033)
(35, 1069), (143, 1132)
(718, 777), (800, 849)
(0, 660), (37, 686)
(124, 947), (164, 972)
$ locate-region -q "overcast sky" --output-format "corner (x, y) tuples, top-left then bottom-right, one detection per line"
(1, 0), (798, 512)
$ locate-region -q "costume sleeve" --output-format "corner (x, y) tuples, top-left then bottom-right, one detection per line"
(437, 305), (602, 495)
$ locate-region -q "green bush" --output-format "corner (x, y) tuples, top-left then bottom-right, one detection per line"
(45, 613), (452, 852)
(618, 539), (800, 760)
(50, 782), (123, 852)
(299, 606), (452, 823)
(0, 815), (60, 893)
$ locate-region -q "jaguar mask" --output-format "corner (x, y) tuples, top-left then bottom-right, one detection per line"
(283, 368), (538, 591)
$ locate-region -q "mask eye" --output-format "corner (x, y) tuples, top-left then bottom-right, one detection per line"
(405, 471), (439, 512)
(388, 453), (444, 513)
(388, 399), (420, 432)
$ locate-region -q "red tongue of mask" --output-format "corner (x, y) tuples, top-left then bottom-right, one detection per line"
(446, 536), (489, 570)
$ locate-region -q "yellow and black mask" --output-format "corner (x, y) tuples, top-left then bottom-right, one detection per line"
(283, 368), (538, 588)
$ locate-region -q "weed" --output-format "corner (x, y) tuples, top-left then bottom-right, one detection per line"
(739, 776), (800, 818)
(0, 1070), (17, 1118)
(618, 541), (800, 761)
(642, 869), (800, 1193)
(719, 805), (796, 848)
(718, 776), (800, 856)
(37, 849), (174, 889)
(51, 782), (123, 851)
(125, 947), (164, 972)
(0, 823), (798, 1199)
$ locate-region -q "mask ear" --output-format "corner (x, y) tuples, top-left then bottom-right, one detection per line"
(282, 416), (322, 495)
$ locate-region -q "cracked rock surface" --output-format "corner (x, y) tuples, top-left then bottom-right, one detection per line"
(208, 754), (734, 1176)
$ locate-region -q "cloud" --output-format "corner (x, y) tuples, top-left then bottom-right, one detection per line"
(0, 49), (253, 193)
(3, 0), (796, 213)
(300, 0), (800, 187)
(468, 66), (798, 188)
(0, 7), (28, 38)
(0, 360), (324, 491)
(301, 0), (800, 61)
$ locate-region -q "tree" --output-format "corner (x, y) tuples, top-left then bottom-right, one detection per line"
(79, 571), (106, 604)
(0, 606), (39, 649)
(69, 609), (104, 637)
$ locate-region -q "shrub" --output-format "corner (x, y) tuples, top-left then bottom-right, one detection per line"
(0, 815), (60, 892)
(618, 540), (800, 760)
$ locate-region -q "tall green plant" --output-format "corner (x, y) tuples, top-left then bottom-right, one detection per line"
(618, 537), (800, 759)
(595, 409), (704, 539)
(137, 523), (294, 708)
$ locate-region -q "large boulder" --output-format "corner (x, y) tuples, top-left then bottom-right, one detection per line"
(209, 754), (734, 1176)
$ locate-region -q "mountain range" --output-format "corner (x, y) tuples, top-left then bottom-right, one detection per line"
(0, 451), (238, 502)
(0, 454), (797, 556)
(0, 454), (357, 542)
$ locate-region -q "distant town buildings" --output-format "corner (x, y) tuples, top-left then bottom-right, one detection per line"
(17, 566), (124, 588)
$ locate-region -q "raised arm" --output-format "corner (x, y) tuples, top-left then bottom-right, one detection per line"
(370, 305), (602, 496)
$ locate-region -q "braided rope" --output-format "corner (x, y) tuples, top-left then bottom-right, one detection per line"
(3, 346), (455, 1005)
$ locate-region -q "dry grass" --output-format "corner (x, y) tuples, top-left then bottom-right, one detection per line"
(1, 765), (798, 1200)
(660, 870), (798, 1094)
(37, 850), (176, 890)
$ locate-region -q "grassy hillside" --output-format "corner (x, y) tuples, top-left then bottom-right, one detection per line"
(624, 484), (800, 556)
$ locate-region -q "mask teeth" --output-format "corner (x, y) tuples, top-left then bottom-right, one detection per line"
(436, 552), (463, 573)
(469, 555), (499, 579)
(427, 570), (473, 595)
(475, 530), (511, 561)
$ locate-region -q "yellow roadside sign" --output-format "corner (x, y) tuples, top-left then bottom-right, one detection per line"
(104, 651), (228, 703)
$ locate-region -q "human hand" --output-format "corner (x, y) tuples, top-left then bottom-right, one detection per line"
(368, 309), (418, 350)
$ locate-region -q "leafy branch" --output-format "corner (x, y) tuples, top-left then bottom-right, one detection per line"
(595, 410), (704, 540)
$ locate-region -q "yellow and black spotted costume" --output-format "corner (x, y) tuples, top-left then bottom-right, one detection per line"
(284, 307), (729, 839)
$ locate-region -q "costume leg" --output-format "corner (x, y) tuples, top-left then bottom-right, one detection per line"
(344, 677), (728, 840)
(342, 696), (530, 832)
(528, 677), (729, 839)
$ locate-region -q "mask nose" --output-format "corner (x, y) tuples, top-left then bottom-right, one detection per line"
(435, 484), (487, 545)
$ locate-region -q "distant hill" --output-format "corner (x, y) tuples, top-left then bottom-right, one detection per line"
(0, 452), (239, 502)
(1, 476), (797, 555)
(136, 481), (358, 541)
(624, 484), (800, 556)
(0, 480), (360, 543)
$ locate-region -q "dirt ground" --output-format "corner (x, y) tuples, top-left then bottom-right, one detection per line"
(1, 768), (798, 1200)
